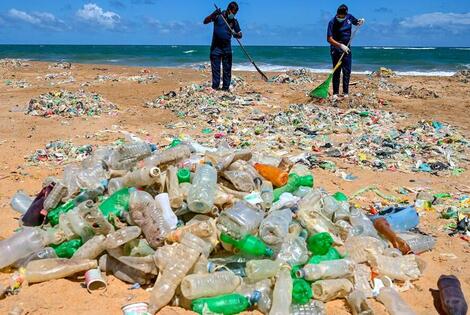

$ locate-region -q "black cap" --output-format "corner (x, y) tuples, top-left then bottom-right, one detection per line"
(337, 4), (348, 15)
(228, 1), (239, 12)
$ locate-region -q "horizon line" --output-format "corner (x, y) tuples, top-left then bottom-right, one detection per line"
(0, 44), (468, 48)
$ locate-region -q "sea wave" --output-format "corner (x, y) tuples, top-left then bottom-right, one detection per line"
(183, 50), (196, 54)
(452, 48), (470, 50)
(363, 47), (436, 50)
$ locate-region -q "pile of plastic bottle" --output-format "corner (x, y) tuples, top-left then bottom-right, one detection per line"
(3, 135), (460, 315)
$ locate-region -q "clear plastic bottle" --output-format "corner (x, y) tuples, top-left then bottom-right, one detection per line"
(143, 144), (191, 168)
(297, 259), (354, 281)
(217, 201), (264, 239)
(129, 189), (170, 249)
(108, 142), (155, 170)
(13, 247), (58, 268)
(322, 196), (350, 222)
(260, 180), (274, 210)
(72, 234), (106, 260)
(166, 220), (214, 243)
(269, 267), (292, 315)
(187, 163), (217, 214)
(290, 300), (326, 315)
(181, 271), (242, 300)
(222, 170), (255, 192)
(352, 264), (373, 298)
(107, 247), (158, 275)
(245, 259), (282, 282)
(276, 236), (310, 266)
(155, 193), (178, 229)
(397, 232), (436, 254)
(349, 208), (380, 239)
(25, 258), (97, 283)
(377, 287), (417, 315)
(368, 253), (421, 281)
(259, 209), (292, 247)
(236, 279), (272, 314)
(167, 166), (184, 208)
(148, 235), (202, 313)
(10, 190), (33, 214)
(346, 290), (373, 315)
(105, 226), (141, 249)
(57, 200), (97, 241)
(345, 235), (386, 264)
(99, 254), (152, 284)
(43, 182), (67, 211)
(0, 227), (49, 269)
(311, 279), (353, 302)
(108, 166), (161, 194)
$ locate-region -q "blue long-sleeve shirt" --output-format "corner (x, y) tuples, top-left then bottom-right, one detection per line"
(205, 10), (241, 53)
(327, 14), (359, 51)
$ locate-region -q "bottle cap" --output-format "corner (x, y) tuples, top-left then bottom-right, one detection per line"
(249, 290), (262, 305)
(169, 139), (181, 148)
(265, 247), (274, 257)
(299, 175), (314, 187)
(149, 144), (158, 152)
(332, 191), (348, 202)
(177, 168), (191, 183)
(295, 269), (305, 279)
(207, 261), (216, 273)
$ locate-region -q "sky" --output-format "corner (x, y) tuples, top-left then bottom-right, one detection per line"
(0, 0), (469, 46)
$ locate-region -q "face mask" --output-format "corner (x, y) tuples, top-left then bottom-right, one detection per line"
(336, 17), (346, 22)
(228, 13), (235, 20)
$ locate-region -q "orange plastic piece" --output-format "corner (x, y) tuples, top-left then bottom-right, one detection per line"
(254, 163), (289, 187)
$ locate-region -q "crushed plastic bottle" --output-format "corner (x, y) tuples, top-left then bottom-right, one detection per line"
(270, 267), (292, 315)
(108, 141), (156, 170)
(220, 233), (274, 257)
(181, 271), (242, 299)
(25, 258), (97, 283)
(192, 292), (260, 315)
(10, 190), (33, 214)
(377, 287), (417, 315)
(217, 201), (264, 239)
(297, 259), (354, 281)
(187, 163), (217, 213)
(311, 279), (353, 302)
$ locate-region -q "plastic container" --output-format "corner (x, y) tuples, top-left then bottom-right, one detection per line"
(368, 253), (421, 281)
(437, 275), (468, 315)
(220, 233), (273, 257)
(344, 235), (386, 264)
(181, 271), (242, 299)
(187, 163), (217, 214)
(108, 142), (155, 170)
(217, 201), (264, 239)
(245, 259), (282, 282)
(72, 235), (107, 260)
(397, 232), (436, 254)
(349, 208), (380, 239)
(307, 232), (333, 255)
(0, 228), (49, 269)
(311, 279), (353, 302)
(254, 163), (288, 187)
(167, 166), (184, 208)
(370, 205), (419, 232)
(260, 180), (274, 210)
(155, 193), (178, 229)
(25, 258), (97, 283)
(290, 300), (326, 315)
(43, 182), (67, 211)
(270, 267), (292, 315)
(297, 259), (354, 281)
(10, 190), (33, 214)
(107, 166), (161, 194)
(99, 254), (151, 285)
(346, 290), (373, 315)
(192, 292), (259, 315)
(13, 247), (58, 268)
(377, 287), (417, 315)
(259, 209), (292, 247)
(276, 236), (310, 266)
(273, 173), (314, 201)
(143, 144), (191, 167)
(105, 226), (141, 249)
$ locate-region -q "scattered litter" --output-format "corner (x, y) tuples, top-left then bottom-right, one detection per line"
(0, 58), (31, 68)
(4, 79), (31, 89)
(48, 62), (72, 70)
(25, 140), (93, 165)
(271, 68), (316, 84)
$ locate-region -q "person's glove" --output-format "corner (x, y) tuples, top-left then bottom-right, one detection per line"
(339, 44), (350, 54)
(357, 18), (365, 26)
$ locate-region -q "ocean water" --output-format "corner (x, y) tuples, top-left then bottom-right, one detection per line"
(0, 45), (468, 76)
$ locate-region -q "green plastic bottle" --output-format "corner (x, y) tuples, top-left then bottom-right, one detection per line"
(51, 239), (83, 258)
(308, 247), (342, 265)
(169, 138), (182, 148)
(307, 232), (334, 255)
(192, 292), (260, 315)
(273, 173), (314, 202)
(98, 187), (131, 219)
(292, 278), (313, 304)
(220, 233), (273, 257)
(177, 168), (191, 183)
(332, 192), (348, 202)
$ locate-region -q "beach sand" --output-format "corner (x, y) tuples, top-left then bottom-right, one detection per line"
(0, 61), (469, 315)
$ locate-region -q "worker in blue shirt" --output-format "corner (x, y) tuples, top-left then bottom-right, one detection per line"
(327, 4), (364, 99)
(204, 2), (242, 91)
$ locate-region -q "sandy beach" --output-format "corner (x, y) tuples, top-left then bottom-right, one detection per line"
(0, 60), (469, 315)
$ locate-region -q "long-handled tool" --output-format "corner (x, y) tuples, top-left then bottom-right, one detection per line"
(309, 26), (361, 99)
(214, 4), (269, 82)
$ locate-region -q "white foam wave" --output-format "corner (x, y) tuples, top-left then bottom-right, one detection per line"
(183, 50), (196, 54)
(363, 47), (436, 50)
(452, 48), (470, 50)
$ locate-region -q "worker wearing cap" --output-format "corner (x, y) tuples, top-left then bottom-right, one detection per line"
(327, 4), (364, 99)
(204, 2), (242, 91)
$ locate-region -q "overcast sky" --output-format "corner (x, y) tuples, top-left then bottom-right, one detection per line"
(0, 0), (469, 46)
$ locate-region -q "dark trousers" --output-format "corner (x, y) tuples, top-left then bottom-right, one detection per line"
(331, 49), (352, 95)
(210, 48), (232, 90)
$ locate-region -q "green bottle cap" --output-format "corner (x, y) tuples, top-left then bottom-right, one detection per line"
(332, 191), (348, 202)
(177, 168), (191, 183)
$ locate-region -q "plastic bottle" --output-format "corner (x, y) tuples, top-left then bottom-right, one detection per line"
(373, 218), (411, 254)
(260, 180), (274, 210)
(108, 142), (155, 170)
(181, 271), (242, 300)
(72, 235), (106, 260)
(105, 226), (141, 249)
(78, 201), (114, 236)
(297, 259), (354, 281)
(187, 163), (217, 214)
(192, 292), (259, 315)
(13, 247), (58, 268)
(308, 247), (342, 265)
(270, 267), (292, 315)
(99, 254), (151, 285)
(149, 235), (202, 313)
(22, 184), (54, 226)
(368, 253), (421, 281)
(222, 170), (256, 192)
(437, 275), (468, 315)
(236, 279), (272, 314)
(273, 173), (314, 201)
(277, 236), (310, 266)
(25, 258), (97, 283)
(56, 201), (96, 241)
(292, 278), (313, 304)
(129, 189), (170, 249)
(143, 144), (191, 168)
(166, 220), (214, 243)
(166, 166), (184, 208)
(220, 233), (273, 257)
(98, 187), (131, 219)
(349, 208), (380, 239)
(369, 205), (419, 232)
(376, 287), (417, 315)
(352, 264), (373, 298)
(217, 201), (264, 239)
(51, 239), (83, 258)
(107, 248), (158, 275)
(245, 259), (282, 282)
(290, 300), (326, 315)
(107, 166), (161, 194)
(311, 279), (353, 302)
(0, 228), (49, 269)
(254, 163), (288, 187)
(323, 195), (350, 222)
(259, 209), (292, 247)
(123, 239), (155, 257)
(397, 232), (436, 254)
(43, 182), (67, 211)
(155, 193), (178, 229)
(344, 235), (386, 264)
(307, 232), (333, 255)
(346, 290), (373, 315)
(10, 190), (33, 214)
